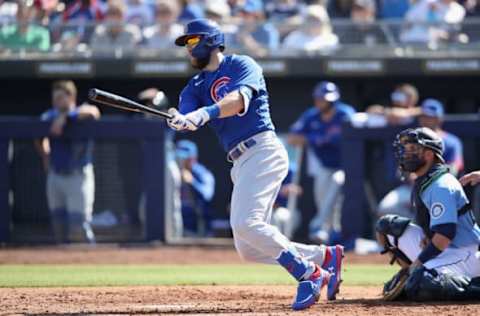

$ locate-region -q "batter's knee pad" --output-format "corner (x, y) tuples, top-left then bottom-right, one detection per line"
(405, 266), (480, 301)
(375, 214), (412, 266)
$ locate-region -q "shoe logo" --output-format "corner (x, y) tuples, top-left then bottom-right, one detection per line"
(194, 80), (204, 86)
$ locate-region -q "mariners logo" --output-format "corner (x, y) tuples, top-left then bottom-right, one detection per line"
(430, 202), (445, 219)
(210, 76), (231, 102)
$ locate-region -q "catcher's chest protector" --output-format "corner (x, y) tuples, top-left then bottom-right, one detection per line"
(412, 164), (449, 238)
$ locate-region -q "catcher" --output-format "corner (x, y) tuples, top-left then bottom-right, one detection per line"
(376, 127), (480, 301)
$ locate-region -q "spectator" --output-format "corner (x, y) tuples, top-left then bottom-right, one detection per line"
(176, 140), (215, 237)
(379, 0), (410, 18)
(265, 0), (304, 36)
(62, 0), (104, 22)
(418, 98), (464, 175)
(282, 5), (338, 54)
(54, 0), (104, 45)
(0, 0), (17, 25)
(227, 0), (245, 15)
(205, 0), (232, 22)
(125, 0), (154, 26)
(32, 0), (60, 26)
(328, 0), (354, 18)
(143, 0), (183, 51)
(231, 0), (279, 57)
(0, 1), (50, 52)
(90, 1), (141, 56)
(178, 0), (204, 22)
(336, 0), (388, 45)
(35, 80), (100, 243)
(288, 81), (355, 244)
(265, 0), (303, 21)
(365, 83), (421, 127)
(400, 0), (466, 44)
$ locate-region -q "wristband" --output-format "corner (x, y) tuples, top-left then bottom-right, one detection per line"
(418, 242), (442, 264)
(204, 104), (220, 120)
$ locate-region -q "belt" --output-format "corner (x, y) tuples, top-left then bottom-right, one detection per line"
(227, 138), (257, 162)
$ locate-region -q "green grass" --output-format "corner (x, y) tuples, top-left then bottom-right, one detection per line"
(0, 264), (396, 288)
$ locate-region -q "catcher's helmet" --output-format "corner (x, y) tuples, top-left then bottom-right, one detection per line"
(175, 19), (225, 59)
(393, 127), (445, 172)
(312, 81), (340, 102)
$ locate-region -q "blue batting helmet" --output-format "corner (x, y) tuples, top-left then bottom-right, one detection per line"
(175, 19), (225, 59)
(312, 81), (340, 102)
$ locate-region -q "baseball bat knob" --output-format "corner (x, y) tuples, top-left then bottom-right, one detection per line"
(88, 88), (99, 101)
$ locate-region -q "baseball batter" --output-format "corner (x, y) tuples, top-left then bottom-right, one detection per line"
(376, 127), (480, 301)
(166, 19), (344, 310)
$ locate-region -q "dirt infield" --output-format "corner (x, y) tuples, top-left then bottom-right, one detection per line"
(2, 285), (480, 315)
(2, 246), (478, 315)
(0, 245), (386, 265)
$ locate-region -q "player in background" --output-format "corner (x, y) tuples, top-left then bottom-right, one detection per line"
(175, 140), (215, 237)
(166, 19), (344, 310)
(376, 127), (480, 301)
(418, 98), (464, 176)
(35, 80), (100, 244)
(288, 81), (355, 244)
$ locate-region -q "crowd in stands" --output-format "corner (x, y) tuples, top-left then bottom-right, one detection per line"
(0, 0), (479, 55)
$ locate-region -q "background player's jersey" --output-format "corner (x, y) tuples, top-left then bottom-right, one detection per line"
(439, 130), (464, 174)
(179, 54), (274, 152)
(289, 103), (355, 169)
(41, 108), (93, 173)
(421, 173), (480, 248)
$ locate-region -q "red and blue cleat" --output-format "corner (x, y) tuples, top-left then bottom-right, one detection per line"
(291, 265), (330, 311)
(322, 245), (344, 300)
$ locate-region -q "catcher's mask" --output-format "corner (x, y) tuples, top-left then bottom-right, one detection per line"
(393, 127), (445, 173)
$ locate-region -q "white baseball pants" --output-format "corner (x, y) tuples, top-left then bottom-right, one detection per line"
(388, 223), (480, 278)
(230, 131), (326, 264)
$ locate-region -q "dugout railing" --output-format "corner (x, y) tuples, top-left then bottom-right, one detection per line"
(1, 116), (480, 244)
(0, 117), (168, 243)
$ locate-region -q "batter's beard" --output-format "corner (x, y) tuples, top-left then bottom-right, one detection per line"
(191, 56), (210, 70)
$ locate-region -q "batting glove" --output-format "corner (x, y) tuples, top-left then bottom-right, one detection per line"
(167, 108), (188, 131)
(167, 107), (214, 132)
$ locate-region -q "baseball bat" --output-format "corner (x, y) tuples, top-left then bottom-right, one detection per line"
(88, 88), (173, 119)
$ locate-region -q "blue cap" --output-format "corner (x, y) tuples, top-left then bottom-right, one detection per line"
(391, 91), (408, 105)
(176, 140), (198, 160)
(312, 81), (340, 102)
(241, 0), (263, 13)
(421, 98), (444, 118)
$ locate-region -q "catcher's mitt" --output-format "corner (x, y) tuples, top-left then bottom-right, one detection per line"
(383, 267), (409, 301)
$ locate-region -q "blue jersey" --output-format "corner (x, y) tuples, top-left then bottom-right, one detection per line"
(41, 108), (93, 173)
(420, 173), (480, 248)
(181, 162), (215, 234)
(179, 54), (275, 151)
(440, 130), (464, 174)
(289, 103), (355, 169)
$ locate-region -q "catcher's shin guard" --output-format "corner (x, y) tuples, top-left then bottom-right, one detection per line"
(375, 214), (412, 268)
